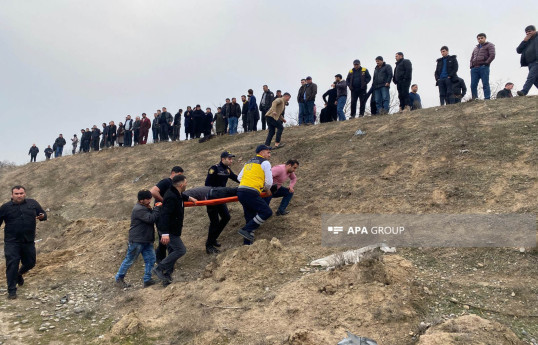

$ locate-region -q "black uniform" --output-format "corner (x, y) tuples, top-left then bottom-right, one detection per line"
(0, 198), (47, 295)
(154, 177), (173, 263)
(204, 162), (239, 247)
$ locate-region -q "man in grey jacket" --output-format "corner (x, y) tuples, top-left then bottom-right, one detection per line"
(335, 74), (347, 121)
(517, 25), (538, 96)
(115, 190), (161, 288)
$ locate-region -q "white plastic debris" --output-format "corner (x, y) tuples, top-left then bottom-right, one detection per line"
(337, 331), (378, 345)
(310, 243), (396, 267)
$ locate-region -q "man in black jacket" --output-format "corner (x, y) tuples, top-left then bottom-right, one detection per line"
(0, 186), (47, 299)
(44, 145), (53, 160)
(115, 190), (161, 288)
(133, 116), (141, 145)
(91, 125), (101, 151)
(192, 105), (206, 138)
(346, 59), (372, 118)
(159, 109), (169, 142)
(435, 46), (459, 105)
(322, 84), (337, 122)
(225, 98), (241, 135)
(496, 82), (514, 98)
(101, 123), (109, 149)
(173, 109), (182, 141)
(28, 144), (39, 162)
(259, 85), (275, 130)
(241, 95), (249, 132)
(204, 151), (239, 254)
(452, 77), (467, 103)
(372, 56), (393, 114)
(393, 52), (413, 112)
(54, 134), (66, 157)
(516, 25), (538, 96)
(152, 175), (197, 285)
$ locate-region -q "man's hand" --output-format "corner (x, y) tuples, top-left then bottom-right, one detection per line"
(524, 32), (534, 41)
(161, 234), (170, 245)
(334, 101), (337, 105)
(385, 83), (390, 87)
(36, 213), (45, 221)
(289, 187), (294, 193)
(265, 190), (272, 197)
(189, 197), (198, 205)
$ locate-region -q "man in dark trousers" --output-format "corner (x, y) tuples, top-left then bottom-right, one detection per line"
(0, 186), (47, 299)
(435, 46), (459, 105)
(184, 107), (193, 140)
(54, 134), (66, 157)
(152, 175), (197, 286)
(159, 109), (170, 142)
(124, 115), (134, 147)
(150, 166), (184, 263)
(259, 85), (274, 130)
(101, 123), (109, 148)
(133, 116), (141, 145)
(140, 113), (151, 145)
(393, 52), (413, 112)
(91, 125), (101, 151)
(237, 145), (273, 245)
(28, 144), (39, 162)
(247, 89), (259, 131)
(452, 76), (467, 103)
(152, 113), (160, 143)
(346, 59), (372, 118)
(322, 84), (337, 122)
(192, 105), (206, 138)
(516, 25), (538, 96)
(173, 109), (182, 141)
(44, 145), (53, 160)
(241, 95), (249, 132)
(204, 151), (240, 254)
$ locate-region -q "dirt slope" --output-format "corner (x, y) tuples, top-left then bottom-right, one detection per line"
(0, 97), (537, 344)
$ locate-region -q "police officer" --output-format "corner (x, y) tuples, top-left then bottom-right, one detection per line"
(204, 151), (239, 253)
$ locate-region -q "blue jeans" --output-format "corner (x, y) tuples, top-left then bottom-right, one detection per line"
(264, 186), (294, 213)
(228, 116), (238, 134)
(237, 189), (273, 232)
(55, 146), (63, 157)
(337, 96), (347, 121)
(304, 101), (315, 124)
(298, 103), (305, 125)
(471, 65), (491, 99)
(374, 87), (390, 112)
(522, 61), (538, 95)
(116, 242), (156, 282)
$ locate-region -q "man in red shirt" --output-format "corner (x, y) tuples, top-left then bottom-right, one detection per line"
(139, 113), (152, 145)
(265, 160), (299, 216)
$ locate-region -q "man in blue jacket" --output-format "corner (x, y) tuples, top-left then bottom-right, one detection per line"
(516, 25), (538, 96)
(435, 46), (459, 105)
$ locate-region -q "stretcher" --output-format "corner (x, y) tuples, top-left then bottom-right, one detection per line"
(184, 192), (269, 207)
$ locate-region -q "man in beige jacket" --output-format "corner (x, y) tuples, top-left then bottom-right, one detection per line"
(264, 92), (291, 148)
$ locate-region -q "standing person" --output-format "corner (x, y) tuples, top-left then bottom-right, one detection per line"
(166, 109), (174, 140)
(322, 84), (337, 122)
(393, 52), (413, 112)
(139, 113), (151, 145)
(158, 109), (168, 142)
(264, 93), (290, 148)
(303, 77), (317, 125)
(44, 145), (53, 160)
(259, 85), (275, 130)
(28, 144), (39, 162)
(133, 116), (141, 145)
(71, 134), (79, 154)
(470, 33), (496, 100)
(372, 56), (393, 114)
(101, 123), (109, 148)
(214, 107), (226, 135)
(150, 166), (184, 263)
(173, 109), (182, 141)
(81, 129), (91, 153)
(91, 126), (101, 151)
(152, 175), (197, 286)
(452, 76), (468, 103)
(184, 107), (193, 140)
(236, 145), (273, 245)
(152, 113), (160, 143)
(204, 107), (214, 137)
(192, 105), (206, 138)
(247, 89), (259, 131)
(222, 99), (231, 134)
(409, 84), (423, 110)
(115, 190), (161, 289)
(54, 134), (66, 157)
(124, 115), (134, 147)
(335, 74), (348, 121)
(117, 122), (125, 147)
(108, 121), (117, 147)
(346, 59), (372, 118)
(265, 160), (299, 216)
(516, 25), (538, 96)
(226, 98), (241, 135)
(496, 82), (514, 98)
(435, 46), (459, 105)
(204, 151), (240, 254)
(241, 95), (249, 132)
(297, 79), (306, 125)
(0, 186), (47, 299)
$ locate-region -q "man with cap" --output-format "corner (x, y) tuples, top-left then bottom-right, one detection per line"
(372, 56), (393, 114)
(237, 145), (273, 244)
(204, 151), (240, 254)
(346, 59), (372, 118)
(516, 25), (538, 96)
(335, 74), (347, 121)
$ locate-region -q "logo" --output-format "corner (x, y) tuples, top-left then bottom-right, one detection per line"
(327, 226), (344, 235)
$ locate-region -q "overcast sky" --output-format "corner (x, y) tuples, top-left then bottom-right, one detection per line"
(1, 0), (537, 164)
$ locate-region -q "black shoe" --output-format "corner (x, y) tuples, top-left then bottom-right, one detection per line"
(151, 267), (167, 282)
(115, 278), (131, 289)
(517, 90), (526, 96)
(162, 279), (171, 287)
(238, 229), (254, 242)
(206, 245), (220, 254)
(276, 210), (290, 216)
(212, 240), (221, 247)
(7, 292), (17, 300)
(143, 279), (156, 288)
(17, 274), (24, 287)
(274, 143), (286, 149)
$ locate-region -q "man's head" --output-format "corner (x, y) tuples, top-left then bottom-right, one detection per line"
(126, 115), (131, 120)
(283, 92), (291, 102)
(306, 76), (312, 84)
(505, 82), (514, 90)
(411, 84), (418, 93)
(157, 109), (162, 114)
(285, 159), (299, 173)
(11, 186), (26, 204)
(217, 107), (221, 112)
(206, 107), (211, 113)
(300, 79), (306, 85)
(256, 144), (272, 159)
(136, 116), (140, 121)
(232, 97), (237, 104)
(220, 151), (235, 166)
(81, 129), (85, 133)
(187, 106), (192, 111)
(102, 122), (107, 127)
(353, 59), (361, 68)
(162, 107), (167, 112)
(32, 143), (36, 147)
(263, 85), (268, 92)
(276, 90), (282, 97)
(137, 189), (152, 206)
(225, 98), (230, 104)
(47, 145), (51, 148)
(170, 166), (184, 178)
(142, 113), (146, 118)
(476, 33), (487, 45)
(110, 121), (115, 125)
(59, 134), (63, 138)
(172, 174), (187, 192)
(248, 89), (254, 95)
(440, 46), (449, 57)
(525, 25), (536, 33)
(395, 52), (404, 61)
(334, 74), (342, 82)
(92, 125), (97, 129)
(86, 128), (90, 132)
(241, 95), (246, 102)
(375, 56), (384, 67)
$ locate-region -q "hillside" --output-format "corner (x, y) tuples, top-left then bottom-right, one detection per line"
(0, 97), (537, 345)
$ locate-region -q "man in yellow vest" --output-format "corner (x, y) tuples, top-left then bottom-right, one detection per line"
(237, 145), (273, 244)
(346, 59), (372, 118)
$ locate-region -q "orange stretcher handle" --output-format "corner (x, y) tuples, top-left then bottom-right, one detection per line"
(184, 192), (268, 207)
